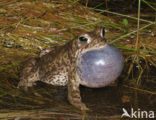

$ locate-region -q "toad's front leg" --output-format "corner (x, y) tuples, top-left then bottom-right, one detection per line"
(68, 67), (89, 111)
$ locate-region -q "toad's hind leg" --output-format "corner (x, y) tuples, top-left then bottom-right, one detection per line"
(68, 67), (89, 111)
(18, 58), (39, 89)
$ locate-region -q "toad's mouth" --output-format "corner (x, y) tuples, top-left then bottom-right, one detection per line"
(76, 44), (124, 88)
(80, 43), (108, 55)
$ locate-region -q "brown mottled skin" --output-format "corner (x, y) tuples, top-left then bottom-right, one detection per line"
(18, 27), (106, 110)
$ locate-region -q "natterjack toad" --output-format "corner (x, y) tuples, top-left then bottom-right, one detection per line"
(18, 27), (123, 110)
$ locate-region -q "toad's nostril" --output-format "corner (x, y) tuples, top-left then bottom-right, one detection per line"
(76, 45), (124, 88)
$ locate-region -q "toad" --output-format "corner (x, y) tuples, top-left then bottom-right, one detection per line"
(18, 27), (123, 110)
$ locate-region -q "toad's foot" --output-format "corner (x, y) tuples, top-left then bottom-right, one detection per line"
(68, 95), (89, 111)
(18, 80), (36, 88)
(18, 80), (36, 91)
(18, 58), (39, 89)
(68, 67), (90, 111)
(68, 80), (89, 111)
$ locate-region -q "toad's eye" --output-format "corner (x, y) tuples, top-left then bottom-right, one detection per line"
(100, 27), (105, 38)
(78, 36), (88, 42)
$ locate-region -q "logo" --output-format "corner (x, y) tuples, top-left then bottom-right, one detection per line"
(121, 108), (155, 119)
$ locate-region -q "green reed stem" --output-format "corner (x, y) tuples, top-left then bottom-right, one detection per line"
(90, 8), (154, 24)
